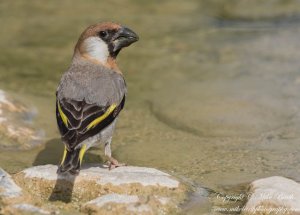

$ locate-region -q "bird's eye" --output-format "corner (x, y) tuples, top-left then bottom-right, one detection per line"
(99, 31), (108, 38)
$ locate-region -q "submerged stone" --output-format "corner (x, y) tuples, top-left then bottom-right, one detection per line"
(0, 89), (44, 150)
(214, 0), (300, 21)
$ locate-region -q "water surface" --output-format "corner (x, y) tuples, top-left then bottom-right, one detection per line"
(1, 0), (300, 213)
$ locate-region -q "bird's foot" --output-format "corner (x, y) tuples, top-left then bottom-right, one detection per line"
(107, 157), (126, 170)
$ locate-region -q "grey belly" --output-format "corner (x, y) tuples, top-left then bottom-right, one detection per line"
(79, 120), (117, 150)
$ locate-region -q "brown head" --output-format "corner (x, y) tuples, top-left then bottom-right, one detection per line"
(74, 22), (139, 68)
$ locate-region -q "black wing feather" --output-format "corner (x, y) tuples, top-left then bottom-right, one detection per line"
(56, 96), (125, 149)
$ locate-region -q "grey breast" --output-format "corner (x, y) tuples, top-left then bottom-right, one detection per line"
(57, 60), (127, 107)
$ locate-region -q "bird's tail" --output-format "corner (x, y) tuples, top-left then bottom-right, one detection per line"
(57, 144), (87, 175)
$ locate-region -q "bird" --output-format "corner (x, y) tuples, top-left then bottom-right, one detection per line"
(55, 22), (139, 175)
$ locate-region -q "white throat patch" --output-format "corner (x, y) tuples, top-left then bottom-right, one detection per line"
(82, 37), (109, 63)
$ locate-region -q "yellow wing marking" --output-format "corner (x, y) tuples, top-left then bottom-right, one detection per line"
(60, 145), (68, 165)
(58, 101), (68, 127)
(86, 104), (117, 130)
(79, 144), (87, 165)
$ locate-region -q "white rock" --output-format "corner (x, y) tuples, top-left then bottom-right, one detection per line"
(155, 195), (171, 205)
(0, 168), (22, 198)
(86, 193), (139, 207)
(85, 194), (154, 214)
(22, 164), (180, 188)
(13, 203), (50, 215)
(22, 164), (62, 181)
(18, 164), (185, 214)
(92, 166), (179, 188)
(127, 204), (152, 213)
(243, 176), (300, 214)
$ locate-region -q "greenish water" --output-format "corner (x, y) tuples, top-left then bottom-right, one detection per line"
(1, 0), (300, 213)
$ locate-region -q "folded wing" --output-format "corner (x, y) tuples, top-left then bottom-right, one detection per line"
(56, 95), (125, 150)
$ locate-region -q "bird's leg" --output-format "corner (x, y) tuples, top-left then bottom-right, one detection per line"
(104, 139), (126, 170)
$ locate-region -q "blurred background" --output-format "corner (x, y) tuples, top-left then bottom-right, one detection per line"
(1, 0), (300, 213)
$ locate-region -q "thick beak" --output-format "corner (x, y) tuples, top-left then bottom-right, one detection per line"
(112, 27), (139, 53)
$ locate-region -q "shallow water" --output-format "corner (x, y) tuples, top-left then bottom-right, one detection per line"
(1, 0), (300, 213)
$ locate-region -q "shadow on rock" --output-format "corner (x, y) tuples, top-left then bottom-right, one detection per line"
(32, 138), (104, 203)
(48, 173), (76, 203)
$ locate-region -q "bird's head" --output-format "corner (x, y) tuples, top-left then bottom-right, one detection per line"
(75, 22), (139, 67)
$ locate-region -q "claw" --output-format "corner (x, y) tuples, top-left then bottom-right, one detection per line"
(107, 157), (126, 170)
